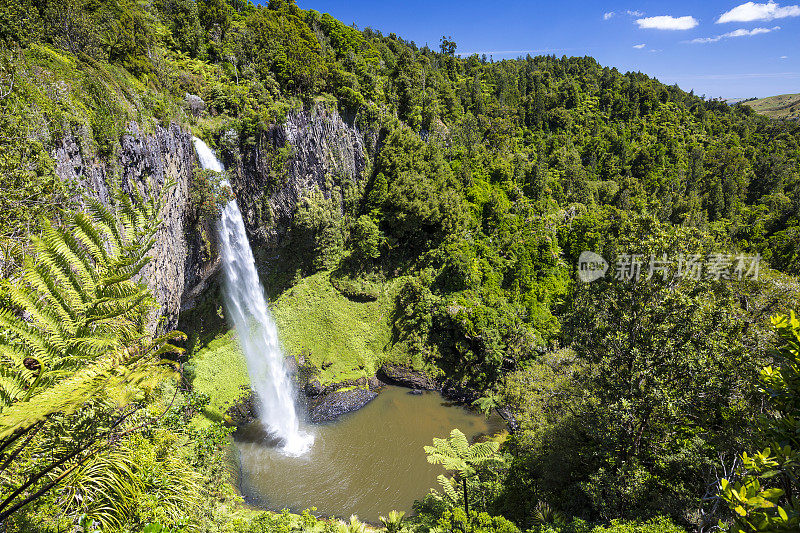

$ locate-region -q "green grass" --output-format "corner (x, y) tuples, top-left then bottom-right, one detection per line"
(271, 270), (407, 385)
(188, 331), (251, 426)
(743, 93), (800, 120)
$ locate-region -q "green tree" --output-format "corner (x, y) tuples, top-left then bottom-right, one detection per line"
(350, 215), (383, 261)
(718, 311), (800, 532)
(425, 429), (505, 524)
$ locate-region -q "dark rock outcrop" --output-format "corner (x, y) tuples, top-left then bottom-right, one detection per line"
(225, 386), (258, 426)
(50, 104), (367, 331)
(299, 372), (385, 423)
(495, 406), (520, 433)
(307, 387), (378, 423)
(377, 364), (439, 390)
(304, 379), (323, 396)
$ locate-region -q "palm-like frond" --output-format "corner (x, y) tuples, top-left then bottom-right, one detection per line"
(424, 428), (506, 515)
(424, 429), (502, 474)
(0, 185), (174, 414)
(379, 510), (406, 533)
(0, 345), (174, 439)
(0, 182), (186, 527)
(437, 474), (459, 503)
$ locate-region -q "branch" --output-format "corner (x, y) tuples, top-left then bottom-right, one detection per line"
(0, 421), (44, 475)
(0, 72), (12, 100)
(0, 439), (88, 517)
(0, 404), (139, 518)
(0, 449), (89, 522)
(0, 423), (39, 456)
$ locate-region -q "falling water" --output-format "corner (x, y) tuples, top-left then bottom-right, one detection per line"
(193, 137), (313, 456)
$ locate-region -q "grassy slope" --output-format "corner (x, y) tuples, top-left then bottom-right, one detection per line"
(743, 93), (800, 120)
(272, 271), (407, 385)
(189, 331), (251, 425)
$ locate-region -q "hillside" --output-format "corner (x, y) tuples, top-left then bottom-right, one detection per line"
(743, 92), (800, 120)
(1, 0), (800, 532)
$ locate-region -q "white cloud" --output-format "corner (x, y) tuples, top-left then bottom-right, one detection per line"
(649, 49), (662, 52)
(636, 15), (699, 30)
(688, 25), (780, 43)
(780, 55), (789, 58)
(626, 10), (644, 16)
(633, 43), (646, 48)
(717, 1), (800, 22)
(603, 11), (615, 20)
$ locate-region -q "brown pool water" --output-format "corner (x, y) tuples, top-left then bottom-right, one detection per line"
(235, 386), (503, 521)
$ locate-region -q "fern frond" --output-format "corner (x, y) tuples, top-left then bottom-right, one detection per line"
(86, 198), (124, 254)
(20, 261), (80, 329)
(54, 225), (100, 296)
(467, 441), (500, 462)
(0, 309), (58, 366)
(6, 284), (69, 343)
(35, 225), (93, 308)
(448, 429), (470, 456)
(0, 348), (175, 439)
(71, 212), (110, 265)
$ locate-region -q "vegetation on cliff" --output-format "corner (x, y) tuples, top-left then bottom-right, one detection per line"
(1, 0), (800, 532)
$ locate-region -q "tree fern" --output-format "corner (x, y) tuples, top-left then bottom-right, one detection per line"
(379, 510), (406, 533)
(424, 429), (505, 521)
(0, 182), (185, 524)
(0, 184), (170, 412)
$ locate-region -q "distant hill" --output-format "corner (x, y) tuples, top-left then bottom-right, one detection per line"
(742, 93), (800, 120)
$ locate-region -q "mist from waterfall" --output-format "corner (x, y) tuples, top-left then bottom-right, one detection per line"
(192, 137), (313, 456)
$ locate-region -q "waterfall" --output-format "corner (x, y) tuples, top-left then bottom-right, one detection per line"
(192, 137), (313, 456)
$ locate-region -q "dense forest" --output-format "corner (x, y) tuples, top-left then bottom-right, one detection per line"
(1, 0), (800, 532)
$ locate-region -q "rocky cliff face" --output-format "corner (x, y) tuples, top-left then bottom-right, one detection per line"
(50, 105), (368, 329)
(51, 121), (214, 331)
(227, 105), (369, 251)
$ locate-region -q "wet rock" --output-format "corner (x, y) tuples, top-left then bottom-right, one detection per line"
(377, 364), (439, 390)
(308, 388), (378, 423)
(305, 378), (323, 396)
(367, 375), (385, 391)
(495, 406), (520, 433)
(407, 389), (423, 395)
(284, 354), (299, 374)
(319, 376), (368, 396)
(226, 387), (258, 426)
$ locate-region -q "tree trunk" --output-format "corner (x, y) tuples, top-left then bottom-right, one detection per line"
(463, 476), (469, 530)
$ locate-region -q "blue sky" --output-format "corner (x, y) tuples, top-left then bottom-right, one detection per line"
(292, 0), (799, 99)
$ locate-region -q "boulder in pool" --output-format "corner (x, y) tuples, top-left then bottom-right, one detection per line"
(377, 364), (438, 390)
(308, 387), (378, 423)
(305, 378), (324, 396)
